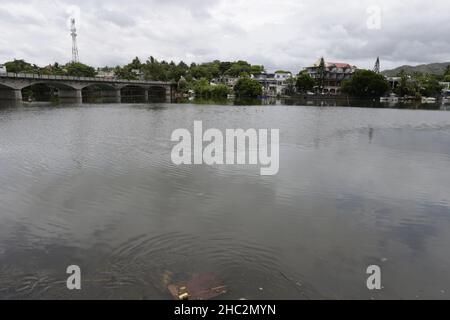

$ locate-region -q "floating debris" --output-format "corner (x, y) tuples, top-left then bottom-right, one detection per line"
(167, 273), (227, 300)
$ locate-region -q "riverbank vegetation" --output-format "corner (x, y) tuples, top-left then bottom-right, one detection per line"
(2, 57), (449, 100)
(295, 73), (316, 94)
(4, 59), (97, 77)
(234, 77), (263, 98)
(388, 71), (444, 98)
(191, 78), (229, 99)
(341, 70), (390, 98)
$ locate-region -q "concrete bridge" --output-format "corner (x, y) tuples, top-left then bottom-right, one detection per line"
(0, 72), (176, 103)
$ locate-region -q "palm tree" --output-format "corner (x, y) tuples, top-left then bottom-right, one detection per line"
(317, 57), (326, 93)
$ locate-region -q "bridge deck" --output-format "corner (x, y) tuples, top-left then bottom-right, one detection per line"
(0, 72), (173, 86)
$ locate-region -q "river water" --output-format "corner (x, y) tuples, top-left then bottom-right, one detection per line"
(0, 101), (450, 299)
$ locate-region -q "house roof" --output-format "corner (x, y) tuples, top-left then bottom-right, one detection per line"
(327, 62), (353, 68)
(311, 59), (355, 69)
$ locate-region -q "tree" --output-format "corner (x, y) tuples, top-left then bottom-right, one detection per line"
(65, 62), (97, 77)
(317, 57), (326, 92)
(115, 66), (137, 80)
(284, 77), (296, 96)
(225, 61), (252, 77)
(250, 65), (265, 74)
(129, 57), (142, 70)
(192, 78), (229, 99)
(395, 70), (413, 96)
(210, 84), (229, 98)
(4, 59), (40, 73)
(296, 73), (315, 93)
(341, 69), (389, 98)
(417, 74), (443, 97)
(41, 63), (65, 76)
(234, 78), (262, 98)
(177, 76), (188, 92)
(219, 62), (232, 75)
(444, 65), (450, 82)
(192, 78), (211, 97)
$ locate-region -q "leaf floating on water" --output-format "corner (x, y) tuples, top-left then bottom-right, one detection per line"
(167, 273), (227, 300)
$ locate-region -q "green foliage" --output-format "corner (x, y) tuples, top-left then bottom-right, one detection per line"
(129, 57), (142, 70)
(41, 63), (66, 76)
(210, 84), (230, 98)
(317, 57), (326, 90)
(444, 65), (450, 82)
(284, 77), (296, 96)
(341, 69), (389, 98)
(192, 78), (229, 99)
(416, 74), (443, 97)
(3, 57), (265, 92)
(4, 59), (40, 73)
(296, 73), (315, 93)
(445, 65), (450, 75)
(393, 70), (416, 96)
(4, 59), (96, 77)
(114, 66), (137, 80)
(178, 77), (188, 92)
(234, 78), (263, 98)
(392, 71), (443, 97)
(65, 62), (97, 77)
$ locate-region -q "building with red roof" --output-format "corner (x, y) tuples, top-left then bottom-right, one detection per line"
(305, 58), (358, 95)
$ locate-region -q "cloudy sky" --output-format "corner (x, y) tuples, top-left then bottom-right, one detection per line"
(0, 0), (449, 72)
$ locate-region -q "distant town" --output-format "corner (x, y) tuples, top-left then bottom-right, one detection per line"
(1, 56), (450, 104)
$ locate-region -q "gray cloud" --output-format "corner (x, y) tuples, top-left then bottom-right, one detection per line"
(96, 9), (136, 28)
(0, 0), (449, 72)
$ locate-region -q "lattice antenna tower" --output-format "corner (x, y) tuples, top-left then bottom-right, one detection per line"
(373, 56), (380, 73)
(71, 18), (79, 63)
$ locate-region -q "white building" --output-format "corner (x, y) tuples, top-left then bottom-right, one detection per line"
(252, 71), (293, 96)
(211, 76), (240, 90)
(439, 82), (450, 95)
(96, 70), (116, 79)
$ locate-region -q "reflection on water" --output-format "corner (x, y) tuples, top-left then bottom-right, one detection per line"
(185, 97), (450, 110)
(1, 102), (450, 299)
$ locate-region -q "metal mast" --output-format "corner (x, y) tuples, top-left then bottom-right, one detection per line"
(373, 56), (380, 74)
(71, 18), (79, 63)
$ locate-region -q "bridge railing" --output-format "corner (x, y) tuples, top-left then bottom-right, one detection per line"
(0, 72), (173, 85)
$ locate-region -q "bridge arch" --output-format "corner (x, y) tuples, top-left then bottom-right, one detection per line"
(20, 81), (80, 91)
(81, 83), (120, 103)
(148, 85), (168, 102)
(0, 83), (21, 100)
(80, 83), (117, 91)
(19, 82), (82, 102)
(0, 83), (16, 90)
(120, 85), (148, 103)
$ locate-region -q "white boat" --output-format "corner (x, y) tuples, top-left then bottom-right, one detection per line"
(421, 97), (436, 104)
(380, 93), (399, 103)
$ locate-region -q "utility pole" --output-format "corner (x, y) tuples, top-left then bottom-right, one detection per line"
(71, 18), (79, 63)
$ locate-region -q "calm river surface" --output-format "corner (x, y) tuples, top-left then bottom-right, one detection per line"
(1, 102), (450, 299)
